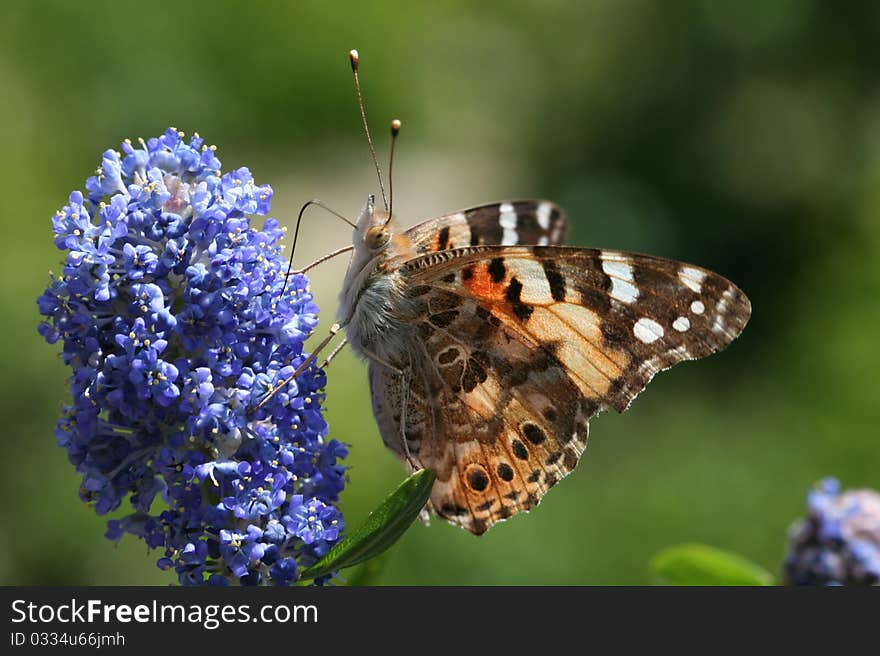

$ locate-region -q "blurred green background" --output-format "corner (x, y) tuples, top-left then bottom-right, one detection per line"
(2, 0), (878, 585)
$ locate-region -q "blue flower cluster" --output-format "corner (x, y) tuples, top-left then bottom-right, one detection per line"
(784, 478), (880, 585)
(38, 128), (347, 585)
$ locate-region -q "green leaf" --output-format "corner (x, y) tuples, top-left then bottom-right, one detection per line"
(651, 543), (775, 586)
(299, 468), (435, 581)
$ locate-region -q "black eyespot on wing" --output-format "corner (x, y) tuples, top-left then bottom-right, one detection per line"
(497, 463), (514, 482)
(522, 423), (547, 445)
(467, 467), (489, 492)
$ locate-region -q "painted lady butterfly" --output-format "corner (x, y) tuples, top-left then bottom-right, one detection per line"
(262, 51), (751, 535)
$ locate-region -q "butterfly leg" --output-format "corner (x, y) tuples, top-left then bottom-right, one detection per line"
(250, 321), (347, 413)
(320, 338), (349, 368)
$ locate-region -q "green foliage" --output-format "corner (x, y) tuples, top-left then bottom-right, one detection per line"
(339, 551), (392, 587)
(300, 469), (435, 581)
(651, 544), (774, 586)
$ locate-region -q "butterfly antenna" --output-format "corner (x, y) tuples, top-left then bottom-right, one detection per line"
(279, 199), (356, 301)
(349, 49), (389, 212)
(385, 119), (401, 226)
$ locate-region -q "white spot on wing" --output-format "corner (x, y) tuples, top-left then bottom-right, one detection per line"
(499, 203), (516, 227)
(712, 289), (739, 336)
(601, 252), (639, 304)
(679, 266), (707, 293)
(499, 202), (518, 245)
(690, 300), (705, 314)
(536, 202), (552, 230)
(538, 235), (549, 246)
(634, 317), (664, 344)
(673, 316), (690, 332)
(716, 287), (735, 315)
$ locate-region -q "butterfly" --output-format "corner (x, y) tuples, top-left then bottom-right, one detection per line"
(266, 50), (751, 535)
(338, 196), (750, 535)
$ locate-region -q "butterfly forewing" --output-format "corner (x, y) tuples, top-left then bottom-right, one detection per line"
(405, 200), (568, 254)
(405, 245), (751, 406)
(387, 244), (750, 533)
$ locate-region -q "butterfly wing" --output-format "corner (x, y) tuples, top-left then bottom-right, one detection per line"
(375, 245), (750, 534)
(405, 200), (567, 254)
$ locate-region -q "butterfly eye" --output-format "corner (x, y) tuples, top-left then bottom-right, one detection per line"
(365, 226), (390, 249)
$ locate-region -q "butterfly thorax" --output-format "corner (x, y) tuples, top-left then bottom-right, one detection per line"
(339, 196), (419, 364)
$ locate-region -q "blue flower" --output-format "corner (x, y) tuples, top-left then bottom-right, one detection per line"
(784, 478), (880, 585)
(123, 243), (159, 279)
(269, 557), (299, 584)
(38, 128), (347, 585)
(283, 497), (344, 547)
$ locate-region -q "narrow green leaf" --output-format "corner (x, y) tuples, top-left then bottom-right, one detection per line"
(651, 543), (775, 586)
(299, 469), (435, 581)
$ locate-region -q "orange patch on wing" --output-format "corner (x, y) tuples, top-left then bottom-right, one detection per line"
(462, 261), (508, 301)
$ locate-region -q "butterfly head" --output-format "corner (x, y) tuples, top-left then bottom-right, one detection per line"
(355, 193), (394, 253)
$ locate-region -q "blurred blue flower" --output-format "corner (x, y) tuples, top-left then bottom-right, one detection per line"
(38, 128), (347, 585)
(784, 478), (880, 585)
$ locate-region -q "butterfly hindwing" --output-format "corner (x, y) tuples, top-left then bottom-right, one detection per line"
(405, 200), (567, 254)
